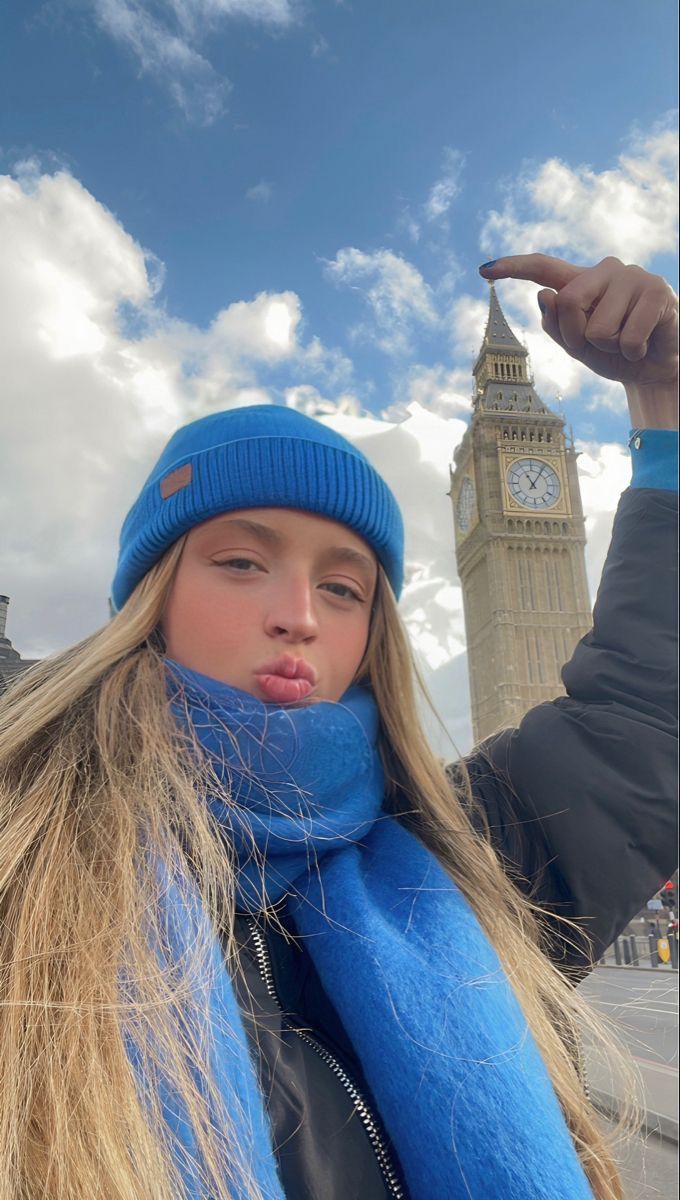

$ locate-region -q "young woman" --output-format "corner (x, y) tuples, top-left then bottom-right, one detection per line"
(0, 254), (677, 1200)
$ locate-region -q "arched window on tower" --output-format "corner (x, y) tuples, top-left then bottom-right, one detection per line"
(535, 633), (545, 683)
(517, 553), (536, 610)
(526, 630), (544, 684)
(553, 556), (563, 609)
(545, 556), (555, 609)
(526, 631), (535, 684)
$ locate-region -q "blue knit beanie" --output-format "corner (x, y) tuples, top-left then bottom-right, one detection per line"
(110, 405), (404, 611)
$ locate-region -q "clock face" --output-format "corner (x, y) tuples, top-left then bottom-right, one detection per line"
(506, 458), (561, 509)
(456, 476), (476, 532)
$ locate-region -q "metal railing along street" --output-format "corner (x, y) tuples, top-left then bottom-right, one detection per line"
(599, 930), (678, 970)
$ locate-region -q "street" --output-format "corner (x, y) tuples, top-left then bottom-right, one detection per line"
(599, 1115), (678, 1200)
(579, 967), (678, 1199)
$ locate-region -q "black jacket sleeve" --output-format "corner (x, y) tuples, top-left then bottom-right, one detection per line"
(449, 486), (678, 977)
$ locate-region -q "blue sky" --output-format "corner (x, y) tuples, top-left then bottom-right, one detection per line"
(1, 0), (677, 749)
(4, 0), (677, 432)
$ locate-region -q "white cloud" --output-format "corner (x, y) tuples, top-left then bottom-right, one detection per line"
(386, 364), (472, 421)
(246, 181), (273, 203)
(424, 147), (465, 227)
(396, 208), (422, 245)
(323, 247), (438, 354)
(575, 440), (632, 602)
(90, 0), (298, 124)
(209, 291), (300, 359)
(170, 0), (296, 31)
(480, 115), (678, 265)
(92, 0), (230, 124)
(447, 292), (492, 363)
(283, 385), (362, 418)
(295, 336), (355, 388)
(583, 380), (629, 415)
(397, 146), (466, 246)
(311, 34), (329, 57)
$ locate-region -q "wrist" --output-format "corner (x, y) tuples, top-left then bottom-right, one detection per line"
(625, 382), (678, 430)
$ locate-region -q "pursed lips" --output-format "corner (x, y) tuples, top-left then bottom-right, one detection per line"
(253, 654), (318, 703)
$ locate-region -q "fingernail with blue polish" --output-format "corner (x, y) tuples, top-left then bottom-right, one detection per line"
(479, 260), (497, 272)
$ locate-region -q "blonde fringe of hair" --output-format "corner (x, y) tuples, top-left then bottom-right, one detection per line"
(0, 543), (639, 1200)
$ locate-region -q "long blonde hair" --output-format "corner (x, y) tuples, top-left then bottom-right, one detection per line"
(0, 542), (637, 1199)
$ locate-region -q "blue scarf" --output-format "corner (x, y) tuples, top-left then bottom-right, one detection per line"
(141, 661), (594, 1199)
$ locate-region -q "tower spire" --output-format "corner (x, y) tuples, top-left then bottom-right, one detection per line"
(472, 282), (552, 416)
(478, 282), (527, 358)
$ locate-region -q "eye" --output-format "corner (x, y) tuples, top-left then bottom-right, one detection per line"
(213, 557), (261, 572)
(321, 581), (364, 602)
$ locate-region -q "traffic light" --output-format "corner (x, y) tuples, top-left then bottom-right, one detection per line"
(660, 880), (677, 909)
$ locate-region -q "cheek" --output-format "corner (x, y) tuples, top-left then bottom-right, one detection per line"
(163, 575), (253, 655)
(331, 615), (371, 681)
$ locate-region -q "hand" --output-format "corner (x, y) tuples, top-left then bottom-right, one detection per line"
(479, 254), (678, 391)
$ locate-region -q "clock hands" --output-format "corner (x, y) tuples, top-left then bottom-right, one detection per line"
(525, 464), (546, 490)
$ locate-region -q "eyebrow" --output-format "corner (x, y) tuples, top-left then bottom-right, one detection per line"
(205, 517), (378, 578)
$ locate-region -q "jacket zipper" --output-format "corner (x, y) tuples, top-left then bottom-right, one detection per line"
(575, 1029), (591, 1103)
(247, 919), (406, 1200)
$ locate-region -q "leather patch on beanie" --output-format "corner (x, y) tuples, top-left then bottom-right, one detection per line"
(160, 463), (192, 499)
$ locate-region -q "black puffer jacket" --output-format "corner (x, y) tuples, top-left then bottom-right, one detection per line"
(229, 486), (678, 1200)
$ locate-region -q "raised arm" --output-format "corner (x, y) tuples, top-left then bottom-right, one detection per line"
(452, 255), (678, 975)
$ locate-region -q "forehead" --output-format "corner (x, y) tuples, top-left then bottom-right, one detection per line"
(189, 507), (377, 560)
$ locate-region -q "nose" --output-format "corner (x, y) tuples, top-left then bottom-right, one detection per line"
(263, 574), (319, 644)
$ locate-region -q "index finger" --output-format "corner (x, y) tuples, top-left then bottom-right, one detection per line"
(479, 253), (586, 290)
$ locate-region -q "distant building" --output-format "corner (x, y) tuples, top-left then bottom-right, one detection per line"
(0, 595), (41, 692)
(450, 283), (592, 744)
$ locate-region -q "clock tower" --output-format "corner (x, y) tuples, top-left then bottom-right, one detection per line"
(450, 283), (592, 744)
